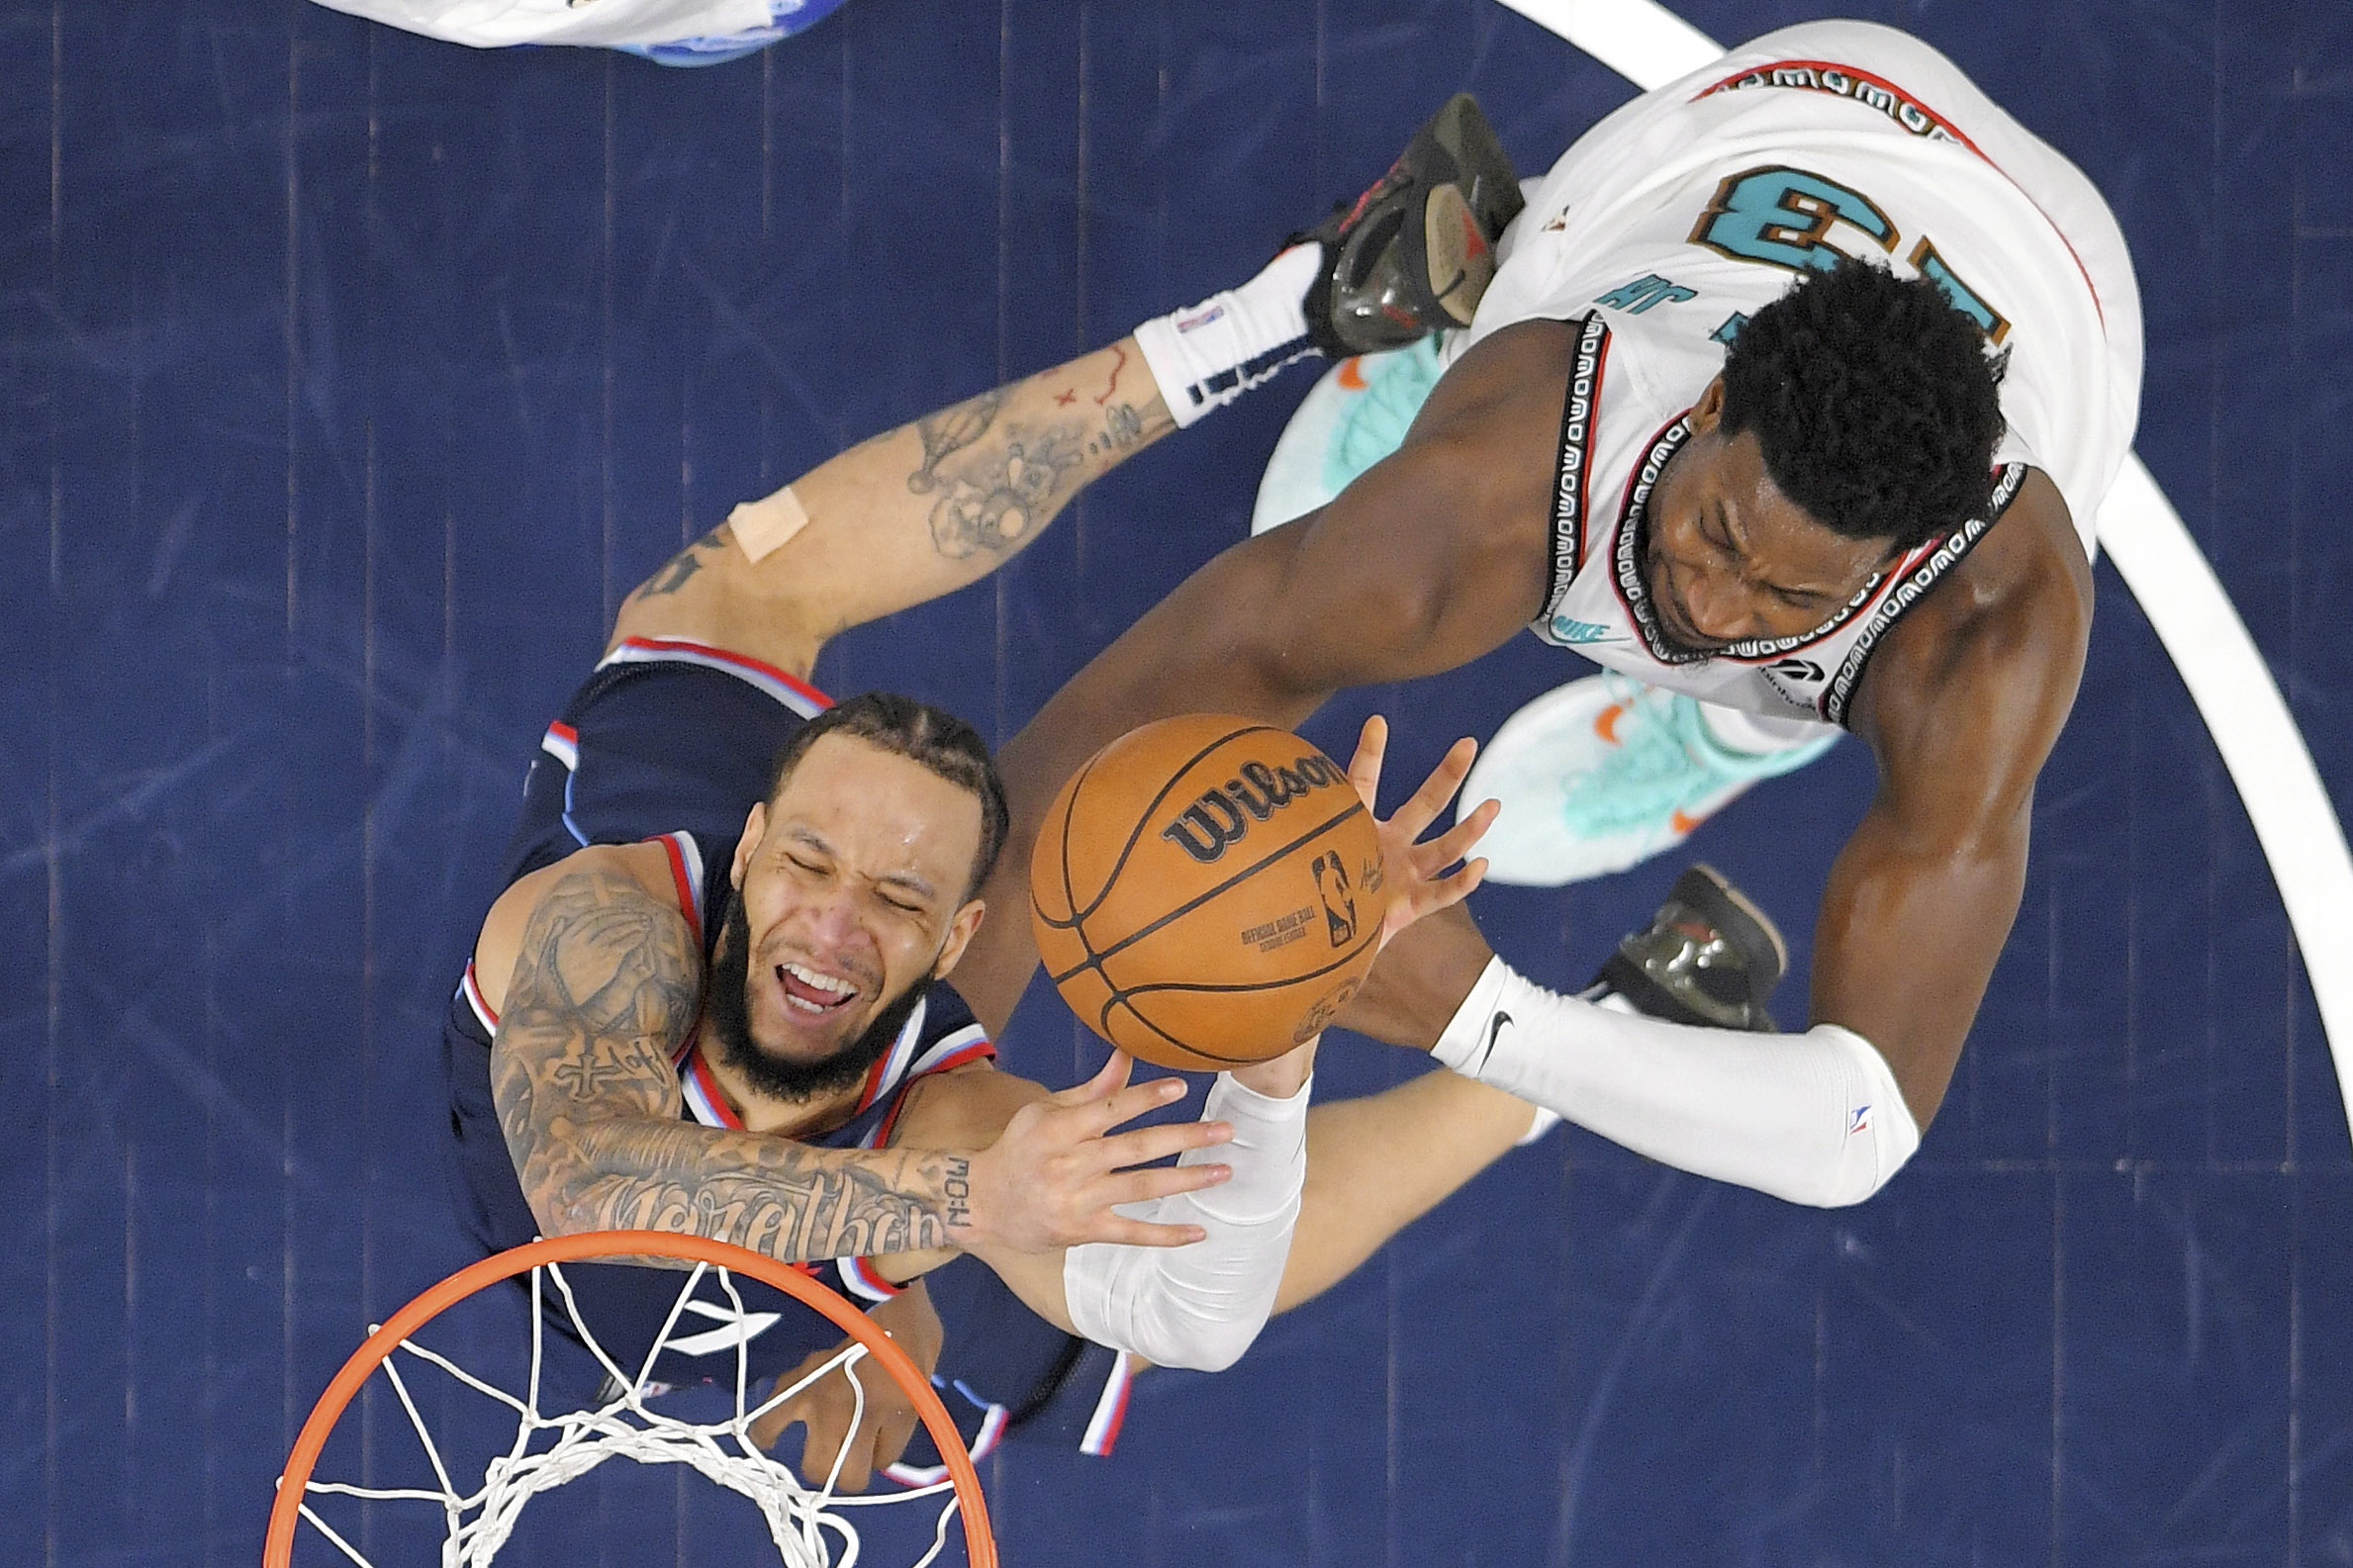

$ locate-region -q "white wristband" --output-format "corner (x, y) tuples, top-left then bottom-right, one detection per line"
(1060, 1070), (1310, 1371)
(1432, 958), (1920, 1208)
(1132, 246), (1321, 427)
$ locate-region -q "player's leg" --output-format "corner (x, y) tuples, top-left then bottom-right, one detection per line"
(1274, 865), (1784, 1312)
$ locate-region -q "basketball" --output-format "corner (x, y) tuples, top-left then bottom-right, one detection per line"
(1030, 713), (1390, 1070)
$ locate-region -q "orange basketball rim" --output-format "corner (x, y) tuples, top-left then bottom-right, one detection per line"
(265, 1230), (996, 1568)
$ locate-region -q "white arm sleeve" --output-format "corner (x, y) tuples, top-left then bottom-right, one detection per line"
(1432, 959), (1920, 1208)
(1060, 1071), (1309, 1372)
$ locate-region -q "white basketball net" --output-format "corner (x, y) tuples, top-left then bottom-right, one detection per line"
(290, 1258), (966, 1568)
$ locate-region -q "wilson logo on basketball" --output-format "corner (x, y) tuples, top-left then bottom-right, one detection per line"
(1158, 755), (1346, 865)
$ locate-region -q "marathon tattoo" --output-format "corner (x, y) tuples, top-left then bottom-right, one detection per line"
(628, 527), (726, 601)
(491, 866), (965, 1263)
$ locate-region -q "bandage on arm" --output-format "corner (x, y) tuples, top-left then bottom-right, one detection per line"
(1060, 1071), (1310, 1371)
(1434, 959), (1920, 1208)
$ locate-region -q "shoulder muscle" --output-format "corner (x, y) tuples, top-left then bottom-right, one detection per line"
(1850, 469), (2092, 833)
(475, 841), (682, 1018)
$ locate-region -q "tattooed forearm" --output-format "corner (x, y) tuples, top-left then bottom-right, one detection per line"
(906, 389), (1005, 496)
(942, 1155), (973, 1230)
(923, 420), (1088, 559)
(490, 864), (971, 1265)
(1086, 399), (1173, 458)
(562, 1119), (964, 1258)
(627, 527), (727, 602)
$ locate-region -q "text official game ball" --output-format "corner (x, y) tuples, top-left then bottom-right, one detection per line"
(1030, 714), (1390, 1070)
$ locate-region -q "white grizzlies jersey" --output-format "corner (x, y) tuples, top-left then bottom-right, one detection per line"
(1447, 20), (2143, 727)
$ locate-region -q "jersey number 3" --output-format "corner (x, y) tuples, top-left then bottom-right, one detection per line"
(1691, 164), (2009, 343)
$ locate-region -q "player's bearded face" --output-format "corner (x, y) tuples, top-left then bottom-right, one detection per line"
(705, 892), (931, 1103)
(708, 736), (986, 1105)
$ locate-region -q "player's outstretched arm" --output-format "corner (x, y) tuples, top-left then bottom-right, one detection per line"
(608, 244), (1327, 679)
(954, 320), (1579, 1035)
(1813, 470), (2094, 1127)
(1367, 475), (2094, 1213)
(610, 341), (1177, 676)
(889, 720), (1495, 1371)
(484, 850), (1233, 1265)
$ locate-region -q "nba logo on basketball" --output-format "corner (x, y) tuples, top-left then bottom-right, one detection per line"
(1310, 851), (1358, 945)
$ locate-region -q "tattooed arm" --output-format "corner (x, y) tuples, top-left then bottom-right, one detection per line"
(488, 855), (971, 1260)
(609, 338), (1177, 670)
(480, 844), (1229, 1267)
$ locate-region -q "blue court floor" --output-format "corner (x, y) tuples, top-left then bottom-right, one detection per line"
(4, 0), (2350, 1563)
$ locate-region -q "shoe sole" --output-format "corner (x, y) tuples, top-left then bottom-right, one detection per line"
(1677, 862), (1790, 980)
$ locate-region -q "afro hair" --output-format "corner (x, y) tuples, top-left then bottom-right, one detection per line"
(1719, 254), (2006, 552)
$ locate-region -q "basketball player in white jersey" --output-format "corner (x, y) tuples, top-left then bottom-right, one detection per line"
(952, 19), (2146, 1250)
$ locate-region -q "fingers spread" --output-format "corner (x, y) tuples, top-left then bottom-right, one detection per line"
(1084, 1072), (1191, 1135)
(1387, 735), (1480, 841)
(1422, 857), (1489, 914)
(1346, 714), (1390, 808)
(1104, 1162), (1232, 1209)
(1408, 797), (1498, 878)
(1057, 1049), (1136, 1107)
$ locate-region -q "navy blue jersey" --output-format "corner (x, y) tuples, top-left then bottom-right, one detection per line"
(441, 636), (1128, 1465)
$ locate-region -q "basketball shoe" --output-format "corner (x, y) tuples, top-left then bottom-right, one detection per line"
(1251, 332), (1446, 532)
(1296, 93), (1525, 358)
(1593, 863), (1787, 1032)
(1460, 674), (1837, 886)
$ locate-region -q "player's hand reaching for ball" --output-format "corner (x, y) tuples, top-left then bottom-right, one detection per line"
(751, 1280), (942, 1490)
(1344, 714), (1495, 953)
(1233, 717), (1496, 1095)
(959, 1051), (1233, 1256)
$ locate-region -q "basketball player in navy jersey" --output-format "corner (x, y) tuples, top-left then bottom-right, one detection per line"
(442, 217), (1520, 1482)
(948, 18), (2145, 1292)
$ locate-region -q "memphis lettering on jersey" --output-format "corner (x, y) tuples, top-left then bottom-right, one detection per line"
(1699, 61), (1962, 146)
(1160, 755), (1345, 864)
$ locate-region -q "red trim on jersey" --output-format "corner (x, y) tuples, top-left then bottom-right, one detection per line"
(547, 719), (579, 745)
(1694, 57), (2104, 324)
(844, 1254), (906, 1299)
(853, 1045), (896, 1116)
(1084, 1360), (1135, 1456)
(972, 1402), (1009, 1460)
(462, 962), (500, 1030)
(924, 1040), (997, 1077)
(652, 833), (702, 948)
(613, 635), (834, 710)
(871, 1040), (996, 1148)
(684, 1045), (745, 1131)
